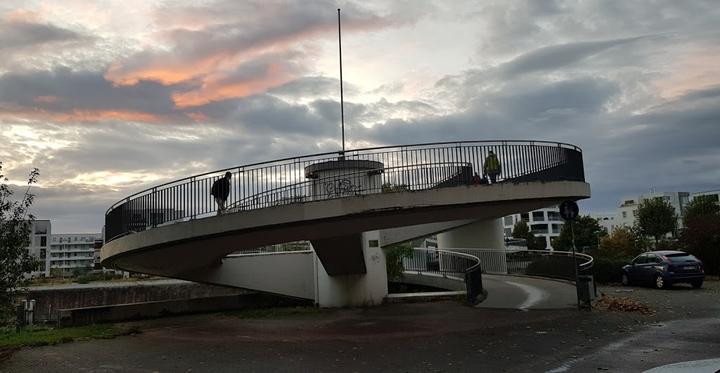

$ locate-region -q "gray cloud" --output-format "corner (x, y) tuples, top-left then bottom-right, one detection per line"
(498, 37), (648, 78)
(3, 0), (720, 233)
(0, 68), (180, 117)
(0, 19), (82, 50)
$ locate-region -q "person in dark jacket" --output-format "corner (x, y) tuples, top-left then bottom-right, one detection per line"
(211, 172), (231, 214)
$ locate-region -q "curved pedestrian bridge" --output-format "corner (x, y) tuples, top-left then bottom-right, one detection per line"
(101, 141), (591, 307)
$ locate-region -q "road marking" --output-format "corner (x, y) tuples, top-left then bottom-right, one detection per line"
(504, 280), (548, 310)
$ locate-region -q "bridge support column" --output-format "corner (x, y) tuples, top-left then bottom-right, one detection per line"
(437, 218), (504, 251)
(313, 231), (388, 307)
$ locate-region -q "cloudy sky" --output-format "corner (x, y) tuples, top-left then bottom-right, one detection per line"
(1, 0), (719, 233)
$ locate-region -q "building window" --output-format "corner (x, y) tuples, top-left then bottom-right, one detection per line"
(520, 213), (529, 222)
(40, 236), (47, 247)
(532, 211), (545, 222)
(622, 211), (627, 218)
(548, 211), (561, 221)
(504, 216), (513, 226)
(530, 224), (549, 234)
(504, 228), (512, 237)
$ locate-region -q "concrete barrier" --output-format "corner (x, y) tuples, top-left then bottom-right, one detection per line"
(56, 293), (310, 326)
(19, 280), (251, 322)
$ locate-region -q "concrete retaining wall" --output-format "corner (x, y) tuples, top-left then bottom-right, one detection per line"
(56, 293), (309, 327)
(19, 280), (250, 322)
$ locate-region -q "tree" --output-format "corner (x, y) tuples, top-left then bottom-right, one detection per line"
(680, 196), (720, 275)
(0, 163), (40, 323)
(684, 195), (720, 224)
(552, 215), (607, 252)
(636, 198), (677, 246)
(511, 220), (530, 239)
(598, 227), (642, 259)
(511, 220), (542, 250)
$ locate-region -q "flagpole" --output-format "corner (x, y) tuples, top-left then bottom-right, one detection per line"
(338, 8), (345, 155)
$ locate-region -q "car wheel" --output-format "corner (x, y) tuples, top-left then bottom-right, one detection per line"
(691, 280), (703, 289)
(621, 274), (629, 286)
(655, 274), (667, 289)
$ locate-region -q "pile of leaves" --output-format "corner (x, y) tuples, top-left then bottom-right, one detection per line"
(596, 295), (654, 315)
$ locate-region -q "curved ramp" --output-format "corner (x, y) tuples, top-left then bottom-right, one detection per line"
(103, 180), (589, 277)
(101, 141), (590, 302)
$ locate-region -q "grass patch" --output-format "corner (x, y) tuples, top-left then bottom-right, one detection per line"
(224, 306), (321, 319)
(0, 324), (138, 349)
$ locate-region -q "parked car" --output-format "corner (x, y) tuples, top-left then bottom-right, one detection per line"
(622, 251), (704, 289)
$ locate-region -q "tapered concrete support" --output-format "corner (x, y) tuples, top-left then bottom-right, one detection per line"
(311, 234), (366, 275)
(437, 218), (504, 250)
(314, 231), (388, 307)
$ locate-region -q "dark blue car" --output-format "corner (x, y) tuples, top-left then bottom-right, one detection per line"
(622, 250), (704, 289)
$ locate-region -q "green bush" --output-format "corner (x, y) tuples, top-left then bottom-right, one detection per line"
(384, 243), (413, 280)
(590, 256), (631, 284)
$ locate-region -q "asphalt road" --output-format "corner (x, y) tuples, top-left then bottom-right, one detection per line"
(3, 280), (719, 372)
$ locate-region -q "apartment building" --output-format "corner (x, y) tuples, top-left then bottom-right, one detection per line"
(25, 220), (51, 278)
(503, 206), (564, 250)
(48, 233), (103, 277)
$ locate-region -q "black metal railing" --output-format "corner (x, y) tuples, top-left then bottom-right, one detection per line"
(506, 250), (594, 281)
(403, 248), (484, 305)
(105, 140), (584, 242)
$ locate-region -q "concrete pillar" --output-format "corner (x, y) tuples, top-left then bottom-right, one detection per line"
(437, 218), (506, 273)
(437, 218), (504, 249)
(313, 230), (388, 307)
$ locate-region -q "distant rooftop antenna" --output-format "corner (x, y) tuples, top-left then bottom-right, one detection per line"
(338, 8), (346, 155)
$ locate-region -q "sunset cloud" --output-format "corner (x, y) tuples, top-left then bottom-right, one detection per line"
(0, 0), (719, 233)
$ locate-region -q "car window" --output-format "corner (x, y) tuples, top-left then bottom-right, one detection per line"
(666, 254), (697, 262)
(633, 255), (646, 264)
(650, 255), (662, 263)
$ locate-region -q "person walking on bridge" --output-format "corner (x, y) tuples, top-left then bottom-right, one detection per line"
(211, 172), (231, 215)
(483, 150), (501, 184)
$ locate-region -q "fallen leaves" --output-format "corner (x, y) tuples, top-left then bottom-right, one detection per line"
(595, 295), (655, 315)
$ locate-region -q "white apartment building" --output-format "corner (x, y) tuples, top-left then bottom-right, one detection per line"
(691, 190), (720, 204)
(503, 206), (564, 250)
(615, 191), (690, 231)
(25, 220), (51, 278)
(48, 233), (102, 277)
(590, 213), (617, 234)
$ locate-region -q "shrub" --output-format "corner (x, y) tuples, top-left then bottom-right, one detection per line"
(384, 243), (413, 280)
(591, 256), (631, 284)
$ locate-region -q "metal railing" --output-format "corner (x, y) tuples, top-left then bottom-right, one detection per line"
(506, 249), (593, 281)
(447, 248), (593, 281)
(403, 248), (484, 304)
(105, 140), (584, 242)
(403, 248), (480, 279)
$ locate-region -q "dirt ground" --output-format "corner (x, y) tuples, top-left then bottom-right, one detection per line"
(2, 280), (719, 372)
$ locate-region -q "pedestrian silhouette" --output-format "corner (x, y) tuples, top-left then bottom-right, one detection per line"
(483, 150), (501, 184)
(211, 172), (231, 215)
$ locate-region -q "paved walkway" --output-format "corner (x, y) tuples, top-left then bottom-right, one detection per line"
(478, 275), (577, 310)
(3, 282), (718, 372)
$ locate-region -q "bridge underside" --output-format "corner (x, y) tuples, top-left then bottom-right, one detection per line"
(103, 181), (590, 279)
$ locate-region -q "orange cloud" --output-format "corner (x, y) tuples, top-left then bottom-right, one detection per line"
(172, 63), (292, 107)
(0, 108), (167, 123)
(3, 9), (43, 22)
(34, 95), (59, 103)
(655, 46), (720, 99)
(104, 15), (395, 106)
(185, 112), (209, 122)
